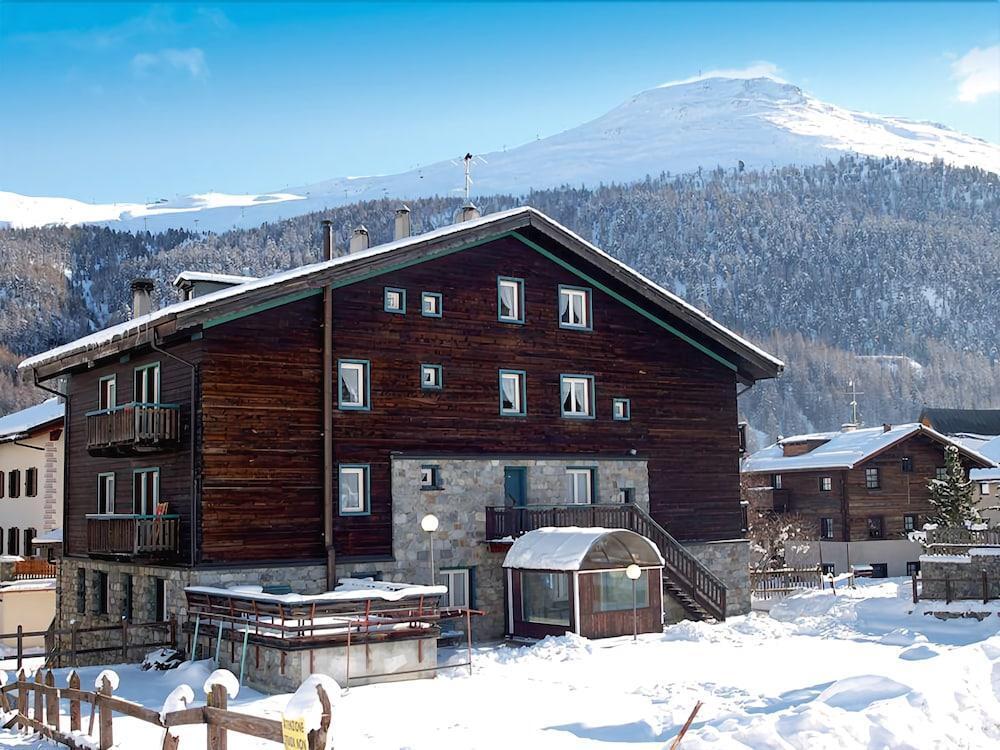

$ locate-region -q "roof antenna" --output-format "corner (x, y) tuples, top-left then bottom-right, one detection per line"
(843, 380), (864, 431)
(451, 152), (487, 222)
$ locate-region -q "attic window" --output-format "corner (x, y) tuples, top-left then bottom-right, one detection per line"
(421, 292), (442, 318)
(901, 456), (913, 473)
(865, 467), (880, 489)
(384, 287), (406, 314)
(559, 285), (592, 330)
(819, 477), (832, 492)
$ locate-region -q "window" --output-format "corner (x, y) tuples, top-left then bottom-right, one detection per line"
(499, 370), (526, 416)
(8, 469), (20, 499)
(521, 571), (570, 626)
(594, 569), (649, 612)
(558, 285), (592, 330)
(497, 277), (524, 324)
(566, 468), (594, 504)
(906, 561), (921, 576)
(867, 516), (884, 539)
(383, 287), (406, 314)
(617, 487), (636, 504)
(0, 527), (3, 553)
(870, 563), (888, 579)
(820, 563), (836, 576)
(420, 465), (441, 490)
(421, 292), (442, 318)
(154, 577), (167, 621)
(612, 398), (631, 421)
(97, 473), (115, 514)
(339, 465), (369, 515)
(134, 363), (160, 404)
(439, 568), (472, 608)
(24, 468), (38, 497)
(6, 527), (18, 556)
(93, 570), (108, 615)
(99, 375), (117, 411)
(820, 517), (834, 540)
(132, 468), (159, 515)
(76, 568), (86, 614)
(901, 456), (913, 473)
(820, 477), (832, 492)
(865, 467), (880, 489)
(935, 467), (947, 482)
(420, 364), (442, 390)
(23, 528), (36, 556)
(338, 359), (370, 410)
(771, 474), (782, 490)
(0, 471), (3, 499)
(980, 482), (991, 495)
(737, 423), (748, 456)
(903, 514), (918, 533)
(560, 375), (594, 418)
(122, 574), (133, 621)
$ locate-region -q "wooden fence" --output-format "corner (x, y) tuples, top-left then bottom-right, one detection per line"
(0, 619), (176, 671)
(0, 668), (332, 749)
(12, 559), (58, 580)
(750, 567), (855, 600)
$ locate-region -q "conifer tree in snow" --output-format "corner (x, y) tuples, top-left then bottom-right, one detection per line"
(926, 445), (979, 528)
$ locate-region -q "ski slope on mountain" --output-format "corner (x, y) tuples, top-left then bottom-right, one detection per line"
(3, 76), (997, 232)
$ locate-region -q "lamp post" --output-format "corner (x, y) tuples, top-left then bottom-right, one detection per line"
(625, 563), (642, 642)
(421, 514), (439, 586)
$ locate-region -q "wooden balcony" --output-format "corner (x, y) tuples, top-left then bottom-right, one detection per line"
(86, 403), (181, 456)
(86, 514), (181, 560)
(485, 503), (639, 541)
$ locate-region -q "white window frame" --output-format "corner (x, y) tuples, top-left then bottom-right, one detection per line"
(339, 465), (369, 515)
(439, 568), (471, 608)
(133, 363), (160, 404)
(566, 467), (594, 505)
(420, 465), (441, 490)
(497, 277), (524, 323)
(820, 476), (832, 491)
(338, 360), (370, 410)
(132, 468), (159, 515)
(97, 473), (115, 515)
(981, 482), (991, 495)
(560, 375), (594, 419)
(99, 375), (117, 411)
(558, 285), (592, 330)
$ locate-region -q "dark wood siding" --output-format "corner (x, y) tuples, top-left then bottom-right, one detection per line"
(199, 299), (325, 563)
(331, 234), (741, 556)
(64, 341), (200, 562)
(577, 568), (662, 639)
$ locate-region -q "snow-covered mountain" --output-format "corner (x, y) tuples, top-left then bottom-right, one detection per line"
(3, 76), (997, 232)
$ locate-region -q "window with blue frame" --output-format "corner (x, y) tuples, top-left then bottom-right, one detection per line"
(497, 277), (524, 323)
(558, 285), (592, 330)
(384, 287), (406, 314)
(338, 360), (370, 410)
(612, 398), (630, 421)
(499, 370), (526, 416)
(421, 364), (443, 390)
(560, 375), (594, 418)
(421, 292), (442, 318)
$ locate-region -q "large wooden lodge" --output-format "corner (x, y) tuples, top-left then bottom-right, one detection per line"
(20, 206), (782, 644)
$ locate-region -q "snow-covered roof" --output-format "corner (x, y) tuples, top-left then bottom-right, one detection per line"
(503, 527), (664, 571)
(0, 579), (56, 593)
(0, 398), (63, 441)
(172, 270), (258, 287)
(743, 423), (996, 474)
(32, 528), (63, 544)
(960, 435), (1000, 481)
(19, 207), (782, 382)
(185, 577), (446, 605)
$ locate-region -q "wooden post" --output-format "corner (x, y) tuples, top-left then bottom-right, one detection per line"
(122, 618), (129, 662)
(68, 672), (81, 732)
(16, 625), (23, 671)
(98, 675), (113, 750)
(33, 670), (43, 726)
(207, 683), (227, 750)
(70, 621), (79, 668)
(169, 615), (177, 649)
(45, 670), (59, 732)
(307, 684), (333, 750)
(983, 571), (989, 604)
(911, 572), (919, 604)
(17, 669), (28, 732)
(945, 576), (952, 604)
(161, 730), (180, 750)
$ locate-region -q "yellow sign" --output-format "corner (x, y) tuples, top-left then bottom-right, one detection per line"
(282, 716), (309, 750)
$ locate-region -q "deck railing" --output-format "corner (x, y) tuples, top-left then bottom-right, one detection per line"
(86, 514), (180, 558)
(485, 503), (728, 621)
(925, 527), (1000, 547)
(12, 558), (58, 579)
(85, 402), (181, 455)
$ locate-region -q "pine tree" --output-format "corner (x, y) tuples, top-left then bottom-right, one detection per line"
(926, 445), (980, 528)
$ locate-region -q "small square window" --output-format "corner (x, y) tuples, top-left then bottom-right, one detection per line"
(339, 465), (369, 515)
(559, 285), (592, 330)
(981, 482), (991, 495)
(421, 292), (442, 318)
(820, 517), (834, 540)
(421, 364), (443, 390)
(384, 287), (406, 314)
(338, 360), (370, 410)
(439, 568), (472, 608)
(865, 467), (880, 489)
(617, 487), (636, 504)
(499, 370), (526, 416)
(935, 466), (947, 482)
(903, 514), (918, 533)
(420, 465), (441, 490)
(497, 277), (524, 323)
(820, 477), (832, 491)
(612, 398), (631, 421)
(560, 375), (594, 418)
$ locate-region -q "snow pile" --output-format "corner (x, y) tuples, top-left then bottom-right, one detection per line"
(502, 527), (663, 570)
(159, 684), (194, 722)
(203, 668), (240, 699)
(94, 669), (119, 691)
(284, 674), (341, 749)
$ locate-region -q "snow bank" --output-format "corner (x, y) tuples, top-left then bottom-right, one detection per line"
(203, 669), (240, 699)
(920, 554), (972, 564)
(159, 685), (194, 722)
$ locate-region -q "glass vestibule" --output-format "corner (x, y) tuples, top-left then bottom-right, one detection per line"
(521, 571), (571, 626)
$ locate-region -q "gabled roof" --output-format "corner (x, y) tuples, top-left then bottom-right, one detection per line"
(918, 408), (1000, 438)
(18, 207), (783, 383)
(0, 398), (64, 443)
(172, 271), (259, 287)
(742, 423), (996, 474)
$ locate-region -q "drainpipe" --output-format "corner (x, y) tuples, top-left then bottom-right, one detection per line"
(321, 221), (336, 590)
(150, 330), (198, 569)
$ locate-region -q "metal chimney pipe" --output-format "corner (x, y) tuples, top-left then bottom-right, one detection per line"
(456, 200), (481, 223)
(130, 278), (155, 319)
(394, 205), (411, 241)
(349, 225), (370, 253)
(321, 219), (335, 261)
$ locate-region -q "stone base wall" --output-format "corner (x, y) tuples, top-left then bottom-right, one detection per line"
(685, 539), (751, 617)
(921, 552), (1000, 600)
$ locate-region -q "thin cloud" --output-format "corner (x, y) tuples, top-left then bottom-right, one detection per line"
(658, 62), (786, 88)
(952, 45), (999, 103)
(131, 48), (208, 79)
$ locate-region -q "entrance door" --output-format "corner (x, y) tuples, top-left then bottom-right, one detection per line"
(504, 467), (527, 507)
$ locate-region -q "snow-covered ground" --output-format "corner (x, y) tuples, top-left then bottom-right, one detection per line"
(2, 579), (999, 748)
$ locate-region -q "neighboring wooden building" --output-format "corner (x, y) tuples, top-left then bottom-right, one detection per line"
(743, 423), (995, 576)
(19, 206), (781, 648)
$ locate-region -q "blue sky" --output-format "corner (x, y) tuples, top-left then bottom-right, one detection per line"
(2, 1), (997, 202)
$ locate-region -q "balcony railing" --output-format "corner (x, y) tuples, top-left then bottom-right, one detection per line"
(86, 403), (181, 456)
(485, 503), (639, 540)
(86, 514), (181, 559)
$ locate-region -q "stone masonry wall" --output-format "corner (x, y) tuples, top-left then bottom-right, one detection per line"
(921, 552), (1000, 601)
(685, 539), (751, 617)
